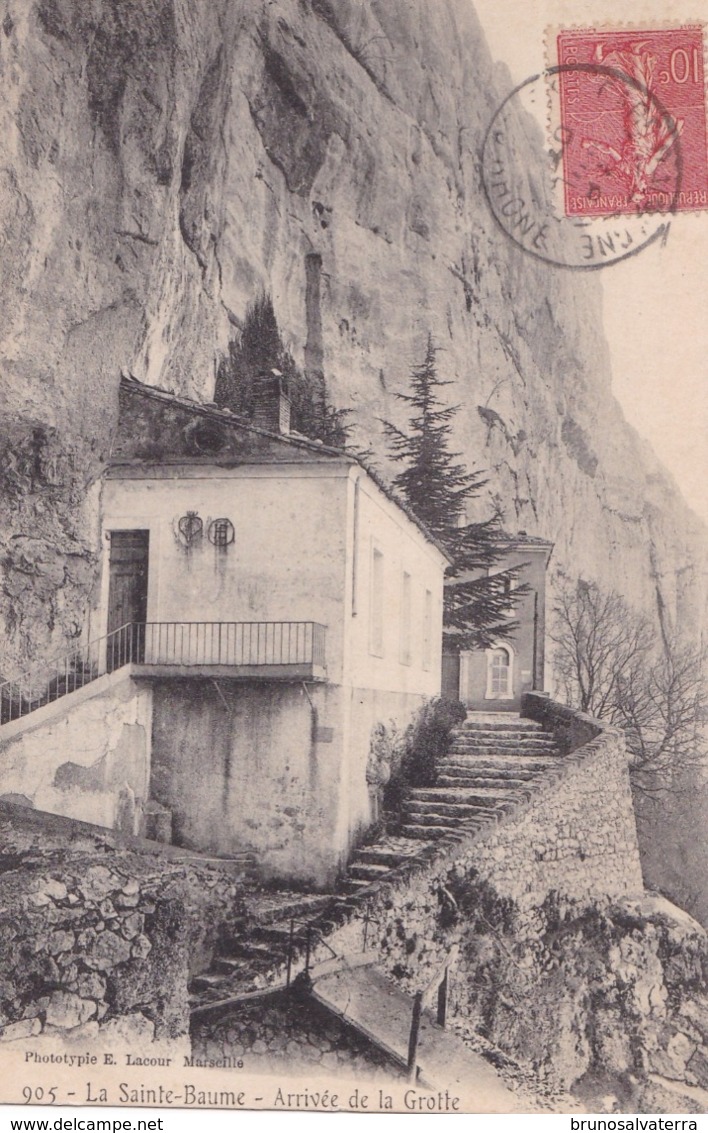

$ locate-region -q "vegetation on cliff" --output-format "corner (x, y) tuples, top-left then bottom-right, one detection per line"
(214, 293), (349, 447)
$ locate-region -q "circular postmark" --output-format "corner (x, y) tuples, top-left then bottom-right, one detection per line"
(481, 64), (683, 270)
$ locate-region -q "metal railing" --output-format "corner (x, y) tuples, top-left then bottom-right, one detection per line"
(1, 621), (327, 725)
(136, 621), (327, 669)
(285, 918), (338, 989)
(0, 623), (131, 725)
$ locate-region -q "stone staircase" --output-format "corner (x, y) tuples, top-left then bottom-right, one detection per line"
(402, 715), (561, 839)
(189, 892), (335, 1017)
(190, 715), (564, 1004)
(337, 834), (430, 895)
(342, 714), (562, 890)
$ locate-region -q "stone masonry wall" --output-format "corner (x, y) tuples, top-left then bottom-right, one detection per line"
(307, 706), (707, 1102)
(322, 717), (644, 1000)
(191, 992), (403, 1081)
(468, 727), (644, 912)
(0, 808), (250, 1050)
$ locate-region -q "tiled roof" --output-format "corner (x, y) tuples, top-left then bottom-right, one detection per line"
(116, 374), (346, 459)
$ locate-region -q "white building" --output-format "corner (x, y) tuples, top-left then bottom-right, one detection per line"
(0, 377), (448, 887)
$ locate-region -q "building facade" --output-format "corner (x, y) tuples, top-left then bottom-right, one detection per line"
(0, 378), (448, 886)
(442, 535), (553, 712)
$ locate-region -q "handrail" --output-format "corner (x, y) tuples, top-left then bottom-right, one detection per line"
(1, 622), (134, 691)
(0, 622), (135, 725)
(285, 917), (339, 988)
(1, 621), (327, 725)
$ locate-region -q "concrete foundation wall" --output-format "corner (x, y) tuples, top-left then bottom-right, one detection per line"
(150, 679), (349, 886)
(0, 672), (437, 885)
(0, 672), (151, 835)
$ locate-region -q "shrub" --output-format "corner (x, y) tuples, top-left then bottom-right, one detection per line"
(383, 697), (466, 816)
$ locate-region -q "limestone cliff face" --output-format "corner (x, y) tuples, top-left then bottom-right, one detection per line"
(0, 0), (706, 674)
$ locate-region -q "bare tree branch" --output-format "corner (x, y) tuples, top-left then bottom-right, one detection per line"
(550, 579), (707, 792)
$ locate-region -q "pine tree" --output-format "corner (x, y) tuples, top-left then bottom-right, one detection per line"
(382, 334), (525, 651)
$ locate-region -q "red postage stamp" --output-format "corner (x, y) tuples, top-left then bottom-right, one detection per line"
(555, 26), (708, 216)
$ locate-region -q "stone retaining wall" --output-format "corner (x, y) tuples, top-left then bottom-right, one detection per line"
(469, 723), (644, 912)
(191, 992), (403, 1080)
(298, 701), (705, 1101)
(0, 812), (249, 1048)
(325, 698), (644, 975)
(521, 691), (602, 753)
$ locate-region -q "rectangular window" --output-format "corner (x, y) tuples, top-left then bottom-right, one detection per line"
(422, 589), (433, 671)
(486, 647), (513, 699)
(369, 546), (384, 656)
(399, 572), (412, 665)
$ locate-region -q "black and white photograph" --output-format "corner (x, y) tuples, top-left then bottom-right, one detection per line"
(1, 0), (707, 1120)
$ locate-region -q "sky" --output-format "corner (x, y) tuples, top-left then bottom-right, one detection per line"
(474, 0), (708, 526)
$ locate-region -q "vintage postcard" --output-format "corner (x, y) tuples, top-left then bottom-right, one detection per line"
(1, 0), (708, 1122)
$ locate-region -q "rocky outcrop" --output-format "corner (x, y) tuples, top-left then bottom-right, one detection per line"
(451, 890), (708, 1112)
(0, 0), (706, 676)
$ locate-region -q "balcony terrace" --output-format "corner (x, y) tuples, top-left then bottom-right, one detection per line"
(0, 621), (327, 726)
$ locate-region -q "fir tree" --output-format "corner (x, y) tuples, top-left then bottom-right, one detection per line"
(382, 334), (525, 652)
(214, 293), (286, 418)
(214, 292), (350, 447)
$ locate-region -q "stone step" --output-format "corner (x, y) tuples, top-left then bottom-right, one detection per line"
(457, 717), (545, 730)
(400, 824), (459, 840)
(408, 786), (517, 804)
(353, 845), (420, 868)
(403, 809), (498, 828)
(189, 970), (268, 1006)
(212, 955), (259, 973)
(439, 753), (560, 770)
(449, 749), (557, 761)
(248, 923), (308, 948)
(455, 725), (550, 734)
(191, 971), (239, 992)
(247, 893), (335, 926)
(338, 878), (373, 894)
(451, 730), (555, 740)
(438, 760), (547, 777)
(188, 899), (340, 1011)
(437, 773), (532, 790)
(405, 800), (512, 820)
(453, 721), (552, 733)
(349, 861), (394, 881)
(450, 737), (556, 752)
(210, 962), (274, 985)
(212, 940), (281, 966)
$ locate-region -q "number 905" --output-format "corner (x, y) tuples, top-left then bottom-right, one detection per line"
(22, 1086), (57, 1104)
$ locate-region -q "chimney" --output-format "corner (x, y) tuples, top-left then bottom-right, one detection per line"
(253, 369), (291, 435)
